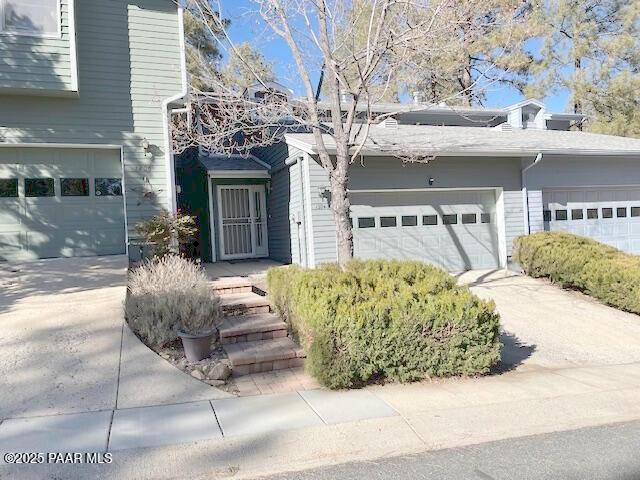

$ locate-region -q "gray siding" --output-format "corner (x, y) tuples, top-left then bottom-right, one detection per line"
(0, 0), (183, 233)
(503, 189), (525, 255)
(527, 189), (544, 233)
(306, 156), (336, 265)
(257, 143), (306, 264)
(0, 0), (76, 93)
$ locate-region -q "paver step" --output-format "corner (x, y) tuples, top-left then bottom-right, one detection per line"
(211, 277), (253, 295)
(224, 337), (305, 376)
(219, 313), (287, 344)
(220, 292), (271, 316)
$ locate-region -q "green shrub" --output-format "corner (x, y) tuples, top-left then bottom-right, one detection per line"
(513, 232), (640, 314)
(268, 260), (501, 389)
(135, 211), (197, 257)
(126, 255), (222, 348)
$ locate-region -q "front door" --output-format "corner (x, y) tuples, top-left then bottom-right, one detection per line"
(217, 185), (269, 260)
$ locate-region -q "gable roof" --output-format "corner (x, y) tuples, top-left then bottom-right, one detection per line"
(284, 125), (640, 157)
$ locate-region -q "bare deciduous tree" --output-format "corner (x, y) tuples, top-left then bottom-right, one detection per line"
(173, 0), (526, 268)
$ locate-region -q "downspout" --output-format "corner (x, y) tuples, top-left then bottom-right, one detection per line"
(162, 5), (188, 213)
(521, 152), (543, 235)
(285, 156), (308, 266)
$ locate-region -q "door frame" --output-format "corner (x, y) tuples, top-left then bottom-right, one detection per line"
(215, 183), (269, 261)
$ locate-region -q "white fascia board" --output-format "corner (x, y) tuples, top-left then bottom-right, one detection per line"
(68, 0), (79, 92)
(208, 170), (270, 179)
(0, 142), (122, 149)
(283, 135), (318, 155)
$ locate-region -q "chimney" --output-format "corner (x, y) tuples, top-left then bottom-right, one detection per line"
(340, 90), (349, 103)
(412, 91), (423, 104)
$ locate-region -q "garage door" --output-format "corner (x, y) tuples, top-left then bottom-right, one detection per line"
(543, 188), (640, 255)
(0, 148), (126, 261)
(350, 190), (501, 271)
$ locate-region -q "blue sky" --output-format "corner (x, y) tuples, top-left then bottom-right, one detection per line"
(219, 1), (570, 112)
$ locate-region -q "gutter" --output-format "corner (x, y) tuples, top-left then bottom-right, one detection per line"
(522, 152), (544, 235)
(162, 5), (188, 213)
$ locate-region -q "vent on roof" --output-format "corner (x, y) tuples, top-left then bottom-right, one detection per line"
(493, 122), (513, 132)
(379, 117), (398, 128)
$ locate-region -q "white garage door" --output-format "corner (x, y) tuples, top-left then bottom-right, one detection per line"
(0, 148), (126, 262)
(543, 188), (640, 255)
(350, 190), (501, 271)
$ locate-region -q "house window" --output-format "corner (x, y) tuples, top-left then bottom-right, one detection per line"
(380, 216), (397, 227)
(461, 213), (477, 224)
(442, 214), (458, 225)
(617, 207), (627, 218)
(555, 210), (568, 221)
(401, 215), (417, 227)
(422, 215), (437, 226)
(95, 178), (122, 196)
(543, 210), (552, 222)
(25, 178), (54, 197)
(631, 207), (640, 217)
(481, 213), (491, 224)
(1, 0), (60, 36)
(61, 178), (89, 197)
(358, 217), (375, 228)
(0, 178), (18, 197)
(587, 208), (598, 219)
(571, 209), (583, 220)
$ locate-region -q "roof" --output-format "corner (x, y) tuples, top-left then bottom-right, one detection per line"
(314, 100), (506, 116)
(284, 125), (640, 157)
(199, 154), (269, 172)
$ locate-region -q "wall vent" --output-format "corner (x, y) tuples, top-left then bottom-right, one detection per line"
(379, 117), (398, 128)
(493, 122), (513, 132)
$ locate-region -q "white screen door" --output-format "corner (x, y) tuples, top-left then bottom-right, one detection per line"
(217, 185), (268, 260)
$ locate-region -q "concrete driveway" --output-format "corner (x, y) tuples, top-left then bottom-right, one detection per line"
(460, 269), (640, 370)
(0, 256), (230, 421)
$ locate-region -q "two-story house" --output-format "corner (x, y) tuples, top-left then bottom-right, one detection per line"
(0, 0), (185, 261)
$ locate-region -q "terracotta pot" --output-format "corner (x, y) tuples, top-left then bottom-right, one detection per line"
(178, 330), (215, 362)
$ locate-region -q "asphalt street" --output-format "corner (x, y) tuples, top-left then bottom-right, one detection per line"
(252, 420), (640, 480)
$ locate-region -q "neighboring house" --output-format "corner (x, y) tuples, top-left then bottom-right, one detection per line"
(0, 0), (186, 262)
(178, 91), (640, 271)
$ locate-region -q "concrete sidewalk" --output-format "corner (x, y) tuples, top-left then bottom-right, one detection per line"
(2, 361), (640, 479)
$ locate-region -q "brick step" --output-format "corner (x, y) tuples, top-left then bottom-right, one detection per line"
(220, 292), (271, 316)
(211, 277), (253, 295)
(219, 313), (287, 344)
(224, 337), (305, 376)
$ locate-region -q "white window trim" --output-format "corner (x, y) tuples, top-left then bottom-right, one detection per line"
(0, 0), (62, 39)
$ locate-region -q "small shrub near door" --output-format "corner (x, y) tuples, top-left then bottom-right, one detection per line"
(268, 260), (501, 389)
(125, 255), (223, 348)
(513, 232), (640, 314)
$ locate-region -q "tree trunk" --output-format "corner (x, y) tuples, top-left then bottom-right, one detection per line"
(574, 57), (583, 131)
(461, 56), (473, 106)
(329, 171), (353, 269)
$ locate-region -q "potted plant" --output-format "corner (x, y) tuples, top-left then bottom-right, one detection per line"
(126, 255), (223, 362)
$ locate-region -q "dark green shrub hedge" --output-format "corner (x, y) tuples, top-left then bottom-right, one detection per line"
(513, 232), (640, 314)
(267, 260), (501, 389)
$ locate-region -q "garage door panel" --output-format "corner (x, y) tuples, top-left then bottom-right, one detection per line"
(0, 148), (125, 261)
(350, 190), (500, 271)
(544, 188), (640, 256)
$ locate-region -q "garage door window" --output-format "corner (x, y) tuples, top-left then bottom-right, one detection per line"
(401, 215), (417, 226)
(0, 178), (18, 197)
(481, 213), (491, 223)
(422, 215), (438, 226)
(442, 214), (458, 225)
(555, 210), (567, 221)
(61, 178), (89, 197)
(461, 213), (477, 224)
(380, 216), (397, 227)
(358, 217), (375, 228)
(602, 208), (613, 218)
(632, 207), (640, 217)
(587, 208), (598, 219)
(617, 207), (627, 218)
(95, 178), (122, 196)
(25, 178), (54, 197)
(571, 209), (583, 220)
